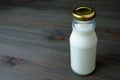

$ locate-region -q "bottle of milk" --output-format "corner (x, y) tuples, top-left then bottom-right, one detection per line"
(70, 6), (97, 75)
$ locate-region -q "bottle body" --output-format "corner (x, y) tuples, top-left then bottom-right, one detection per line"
(70, 19), (97, 75)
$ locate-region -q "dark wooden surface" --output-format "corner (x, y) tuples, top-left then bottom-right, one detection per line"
(0, 0), (120, 80)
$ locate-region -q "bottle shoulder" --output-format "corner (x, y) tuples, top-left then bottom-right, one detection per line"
(72, 19), (96, 32)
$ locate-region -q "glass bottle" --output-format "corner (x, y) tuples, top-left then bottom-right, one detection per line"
(70, 6), (97, 75)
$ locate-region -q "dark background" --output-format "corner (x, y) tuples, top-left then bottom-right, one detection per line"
(0, 0), (120, 80)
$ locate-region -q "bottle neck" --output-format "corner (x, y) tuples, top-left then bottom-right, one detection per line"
(72, 19), (96, 33)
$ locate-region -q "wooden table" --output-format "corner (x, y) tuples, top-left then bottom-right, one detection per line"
(0, 0), (120, 80)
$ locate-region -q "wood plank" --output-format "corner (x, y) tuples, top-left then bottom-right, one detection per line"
(0, 52), (119, 80)
(0, 0), (34, 4)
(0, 0), (119, 28)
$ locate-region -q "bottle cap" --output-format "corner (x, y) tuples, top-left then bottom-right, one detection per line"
(72, 6), (96, 21)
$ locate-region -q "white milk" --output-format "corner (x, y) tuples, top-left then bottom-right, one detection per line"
(70, 19), (97, 75)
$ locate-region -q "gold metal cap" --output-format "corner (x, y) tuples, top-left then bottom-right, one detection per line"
(72, 6), (96, 21)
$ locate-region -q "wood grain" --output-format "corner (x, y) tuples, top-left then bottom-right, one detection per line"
(0, 0), (120, 80)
